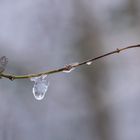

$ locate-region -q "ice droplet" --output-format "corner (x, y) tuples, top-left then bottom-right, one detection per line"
(30, 75), (49, 100)
(63, 67), (75, 73)
(62, 62), (78, 73)
(86, 61), (92, 65)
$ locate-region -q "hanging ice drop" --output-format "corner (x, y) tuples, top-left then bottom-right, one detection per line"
(30, 75), (49, 100)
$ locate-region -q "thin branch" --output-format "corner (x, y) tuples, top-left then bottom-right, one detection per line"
(1, 44), (140, 80)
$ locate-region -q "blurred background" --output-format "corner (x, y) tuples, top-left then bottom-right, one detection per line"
(0, 0), (140, 140)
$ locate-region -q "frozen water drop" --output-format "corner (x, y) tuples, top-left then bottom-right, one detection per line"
(86, 61), (92, 65)
(63, 67), (75, 73)
(32, 82), (48, 100)
(30, 75), (49, 100)
(63, 62), (78, 73)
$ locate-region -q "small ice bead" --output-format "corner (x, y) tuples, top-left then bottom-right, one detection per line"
(63, 67), (75, 73)
(63, 62), (79, 73)
(86, 61), (92, 65)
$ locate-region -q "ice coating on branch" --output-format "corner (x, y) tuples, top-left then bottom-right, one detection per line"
(30, 75), (49, 100)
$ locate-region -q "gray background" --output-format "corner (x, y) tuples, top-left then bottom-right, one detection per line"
(0, 0), (140, 140)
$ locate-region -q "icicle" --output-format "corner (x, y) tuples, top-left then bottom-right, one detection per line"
(30, 75), (49, 100)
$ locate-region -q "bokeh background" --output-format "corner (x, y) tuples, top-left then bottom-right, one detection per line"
(0, 0), (140, 140)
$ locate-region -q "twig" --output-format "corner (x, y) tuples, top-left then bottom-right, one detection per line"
(1, 44), (140, 80)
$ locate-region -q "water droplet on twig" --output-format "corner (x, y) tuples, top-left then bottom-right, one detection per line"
(63, 67), (75, 73)
(30, 75), (49, 100)
(63, 62), (79, 73)
(86, 61), (92, 65)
